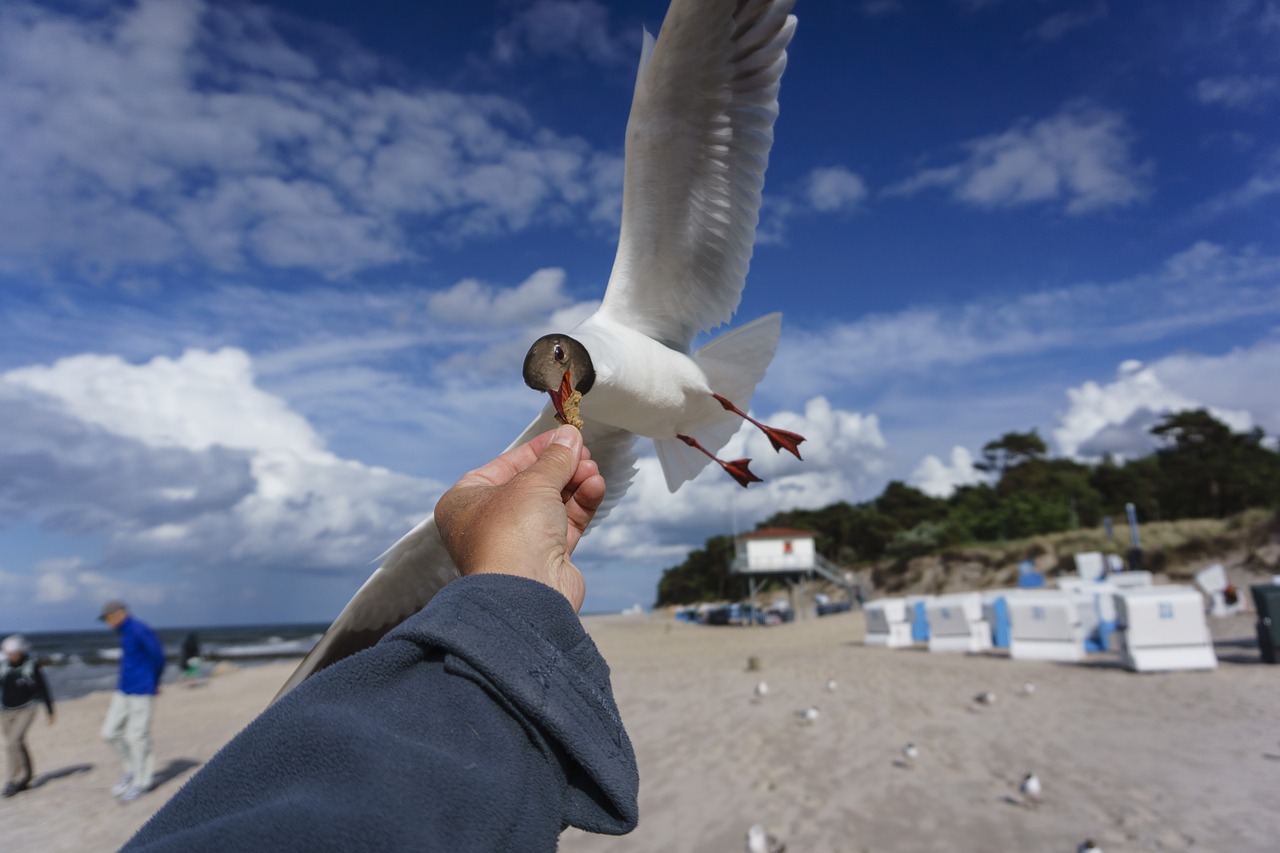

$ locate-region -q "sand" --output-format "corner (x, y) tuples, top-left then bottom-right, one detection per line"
(5, 612), (1275, 852)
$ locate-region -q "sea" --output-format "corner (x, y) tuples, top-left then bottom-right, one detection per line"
(5, 623), (328, 701)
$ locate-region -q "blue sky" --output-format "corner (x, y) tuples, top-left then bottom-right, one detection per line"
(2, 0), (1278, 631)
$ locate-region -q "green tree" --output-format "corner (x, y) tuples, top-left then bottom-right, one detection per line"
(974, 430), (1048, 475)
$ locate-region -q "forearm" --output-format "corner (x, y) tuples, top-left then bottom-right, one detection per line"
(123, 575), (637, 852)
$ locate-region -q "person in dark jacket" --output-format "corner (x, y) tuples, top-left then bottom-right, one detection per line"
(1, 634), (55, 797)
(122, 424), (638, 852)
(99, 600), (166, 802)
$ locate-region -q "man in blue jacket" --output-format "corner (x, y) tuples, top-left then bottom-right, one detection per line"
(99, 598), (166, 802)
(122, 424), (638, 851)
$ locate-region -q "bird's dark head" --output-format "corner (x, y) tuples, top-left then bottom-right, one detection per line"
(522, 334), (595, 422)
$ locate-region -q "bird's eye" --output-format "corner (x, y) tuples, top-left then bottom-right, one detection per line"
(553, 345), (566, 362)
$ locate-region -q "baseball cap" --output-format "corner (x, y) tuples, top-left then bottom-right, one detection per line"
(98, 599), (128, 621)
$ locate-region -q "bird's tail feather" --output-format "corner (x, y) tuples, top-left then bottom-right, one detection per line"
(653, 313), (782, 492)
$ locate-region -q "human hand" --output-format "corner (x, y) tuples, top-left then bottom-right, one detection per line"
(435, 425), (606, 611)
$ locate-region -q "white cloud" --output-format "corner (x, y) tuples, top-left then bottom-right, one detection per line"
(428, 268), (573, 328)
(584, 397), (890, 563)
(758, 165), (870, 243)
(1195, 160), (1280, 218)
(491, 0), (634, 67)
(1052, 344), (1280, 459)
(1194, 75), (1280, 109)
(885, 101), (1151, 215)
(1, 349), (445, 574)
(1028, 1), (1108, 42)
(771, 241), (1280, 397)
(0, 0), (625, 279)
(911, 447), (986, 498)
(806, 166), (869, 213)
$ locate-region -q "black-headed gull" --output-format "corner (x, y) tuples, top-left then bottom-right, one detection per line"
(1020, 772), (1042, 805)
(521, 0), (803, 489)
(746, 823), (786, 853)
(276, 0), (799, 699)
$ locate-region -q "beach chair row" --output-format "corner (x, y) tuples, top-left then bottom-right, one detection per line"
(863, 571), (1220, 672)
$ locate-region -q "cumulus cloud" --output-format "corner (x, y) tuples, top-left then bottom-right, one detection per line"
(1052, 346), (1280, 459)
(428, 268), (574, 328)
(491, 0), (635, 67)
(583, 397), (890, 563)
(805, 166), (869, 213)
(0, 0), (625, 279)
(911, 447), (986, 498)
(758, 165), (871, 243)
(1, 349), (445, 574)
(885, 100), (1151, 215)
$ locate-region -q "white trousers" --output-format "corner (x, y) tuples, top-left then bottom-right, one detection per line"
(100, 691), (155, 791)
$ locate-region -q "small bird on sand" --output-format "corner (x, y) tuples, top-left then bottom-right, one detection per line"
(746, 823), (786, 853)
(1019, 772), (1042, 806)
(754, 681), (770, 698)
(1020, 681), (1036, 696)
(273, 0), (802, 700)
(795, 706), (820, 723)
(1077, 840), (1102, 853)
(826, 678), (838, 692)
(901, 742), (919, 761)
(974, 690), (997, 705)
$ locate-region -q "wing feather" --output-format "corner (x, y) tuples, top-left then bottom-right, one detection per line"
(598, 0), (797, 350)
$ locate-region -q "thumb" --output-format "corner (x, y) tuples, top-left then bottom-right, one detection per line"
(527, 425), (583, 489)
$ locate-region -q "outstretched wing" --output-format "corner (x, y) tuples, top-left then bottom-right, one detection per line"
(598, 0), (797, 351)
(274, 412), (639, 701)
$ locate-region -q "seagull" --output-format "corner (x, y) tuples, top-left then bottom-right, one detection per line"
(754, 680), (770, 698)
(1077, 840), (1102, 853)
(901, 742), (919, 761)
(1020, 681), (1036, 696)
(1019, 772), (1042, 806)
(746, 824), (786, 853)
(825, 678), (838, 692)
(974, 690), (996, 706)
(795, 705), (819, 723)
(274, 0), (800, 700)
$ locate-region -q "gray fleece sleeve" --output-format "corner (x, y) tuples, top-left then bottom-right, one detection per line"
(121, 574), (639, 853)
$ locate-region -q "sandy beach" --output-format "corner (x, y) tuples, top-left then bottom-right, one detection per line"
(6, 610), (1275, 852)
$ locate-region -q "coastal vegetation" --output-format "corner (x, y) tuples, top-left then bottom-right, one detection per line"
(655, 410), (1280, 605)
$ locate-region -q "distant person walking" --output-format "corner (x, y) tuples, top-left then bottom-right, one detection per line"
(180, 633), (201, 683)
(99, 600), (166, 802)
(1, 634), (55, 798)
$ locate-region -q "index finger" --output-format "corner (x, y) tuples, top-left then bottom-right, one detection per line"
(459, 428), (590, 489)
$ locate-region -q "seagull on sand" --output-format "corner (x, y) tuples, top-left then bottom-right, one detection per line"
(754, 680), (770, 698)
(746, 823), (786, 853)
(825, 678), (838, 692)
(901, 742), (919, 761)
(795, 705), (820, 723)
(1019, 772), (1042, 806)
(1020, 681), (1036, 696)
(1077, 840), (1102, 853)
(274, 0), (800, 700)
(974, 690), (997, 706)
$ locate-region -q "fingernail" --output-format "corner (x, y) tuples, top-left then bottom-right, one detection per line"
(551, 425), (578, 449)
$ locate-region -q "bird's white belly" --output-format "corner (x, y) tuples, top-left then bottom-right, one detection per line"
(572, 323), (717, 440)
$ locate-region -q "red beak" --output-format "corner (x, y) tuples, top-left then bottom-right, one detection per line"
(549, 370), (573, 421)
